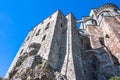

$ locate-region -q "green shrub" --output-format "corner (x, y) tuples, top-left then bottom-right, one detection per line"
(109, 76), (120, 80)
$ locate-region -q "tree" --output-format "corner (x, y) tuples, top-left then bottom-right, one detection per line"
(109, 76), (120, 80)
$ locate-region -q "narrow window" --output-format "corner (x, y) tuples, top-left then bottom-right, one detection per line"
(91, 14), (94, 18)
(99, 37), (105, 46)
(45, 23), (50, 30)
(20, 49), (23, 54)
(42, 35), (46, 41)
(36, 29), (40, 36)
(26, 36), (30, 41)
(61, 23), (63, 27)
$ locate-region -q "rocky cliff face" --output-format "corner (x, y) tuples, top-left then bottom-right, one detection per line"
(9, 55), (66, 80)
(8, 32), (120, 80)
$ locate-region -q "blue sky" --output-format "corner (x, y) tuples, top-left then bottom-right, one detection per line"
(0, 0), (120, 77)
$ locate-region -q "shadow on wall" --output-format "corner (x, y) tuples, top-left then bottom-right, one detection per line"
(48, 15), (67, 72)
(72, 26), (87, 80)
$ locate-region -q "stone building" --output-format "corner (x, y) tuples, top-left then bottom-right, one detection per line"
(5, 3), (120, 80)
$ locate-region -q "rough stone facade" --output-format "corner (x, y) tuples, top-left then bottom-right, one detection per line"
(5, 3), (120, 80)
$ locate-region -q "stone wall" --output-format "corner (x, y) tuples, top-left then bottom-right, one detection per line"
(5, 3), (120, 80)
(100, 16), (120, 63)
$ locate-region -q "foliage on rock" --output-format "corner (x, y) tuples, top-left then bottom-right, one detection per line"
(109, 76), (120, 80)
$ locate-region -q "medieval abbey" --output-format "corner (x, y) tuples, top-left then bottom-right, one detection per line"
(5, 3), (120, 80)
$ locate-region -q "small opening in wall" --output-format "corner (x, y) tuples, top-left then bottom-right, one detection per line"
(20, 49), (24, 54)
(91, 14), (94, 18)
(99, 37), (105, 46)
(61, 23), (63, 27)
(114, 9), (117, 11)
(105, 34), (109, 38)
(45, 23), (50, 30)
(101, 14), (104, 16)
(36, 29), (41, 36)
(92, 20), (96, 25)
(26, 36), (30, 41)
(42, 35), (46, 41)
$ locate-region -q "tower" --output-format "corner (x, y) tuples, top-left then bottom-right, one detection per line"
(5, 3), (120, 80)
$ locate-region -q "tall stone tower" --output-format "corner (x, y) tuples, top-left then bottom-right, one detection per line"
(5, 3), (120, 80)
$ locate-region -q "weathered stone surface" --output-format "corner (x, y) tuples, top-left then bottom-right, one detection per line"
(5, 3), (120, 80)
(86, 26), (104, 49)
(100, 16), (120, 64)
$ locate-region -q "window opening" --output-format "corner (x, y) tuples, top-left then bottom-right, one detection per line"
(45, 23), (50, 30)
(42, 35), (46, 41)
(20, 49), (24, 54)
(61, 23), (63, 27)
(36, 29), (40, 36)
(105, 34), (109, 38)
(26, 36), (30, 41)
(99, 37), (105, 46)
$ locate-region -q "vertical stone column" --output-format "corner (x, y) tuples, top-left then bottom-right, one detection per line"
(61, 13), (76, 80)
